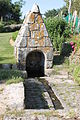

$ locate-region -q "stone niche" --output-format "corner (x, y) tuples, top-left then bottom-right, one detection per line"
(14, 3), (53, 76)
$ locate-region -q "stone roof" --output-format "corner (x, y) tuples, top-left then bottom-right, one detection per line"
(15, 4), (52, 48)
(31, 3), (40, 13)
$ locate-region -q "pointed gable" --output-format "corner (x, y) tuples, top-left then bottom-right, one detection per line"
(14, 4), (53, 70)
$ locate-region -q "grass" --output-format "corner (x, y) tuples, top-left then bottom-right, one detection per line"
(0, 87), (4, 94)
(6, 77), (24, 84)
(12, 31), (18, 41)
(0, 32), (16, 64)
(0, 33), (24, 84)
(5, 109), (25, 117)
(34, 111), (60, 117)
(69, 64), (80, 85)
(67, 109), (77, 118)
(0, 69), (24, 84)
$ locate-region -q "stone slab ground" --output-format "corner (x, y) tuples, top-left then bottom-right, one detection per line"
(0, 64), (80, 120)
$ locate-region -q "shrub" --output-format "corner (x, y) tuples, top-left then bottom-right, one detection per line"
(69, 64), (80, 85)
(12, 31), (18, 41)
(0, 22), (21, 33)
(0, 22), (4, 32)
(0, 69), (24, 84)
(61, 42), (73, 56)
(53, 31), (65, 52)
(44, 17), (70, 52)
(3, 20), (17, 26)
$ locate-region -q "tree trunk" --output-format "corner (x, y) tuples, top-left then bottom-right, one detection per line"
(1, 16), (3, 22)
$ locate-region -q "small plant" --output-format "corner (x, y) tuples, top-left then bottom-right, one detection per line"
(0, 88), (4, 94)
(0, 69), (24, 84)
(68, 109), (77, 118)
(12, 31), (18, 41)
(0, 22), (4, 32)
(6, 77), (24, 84)
(6, 109), (25, 117)
(68, 35), (80, 52)
(69, 64), (80, 85)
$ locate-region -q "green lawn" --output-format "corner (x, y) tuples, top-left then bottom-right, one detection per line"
(0, 32), (16, 64)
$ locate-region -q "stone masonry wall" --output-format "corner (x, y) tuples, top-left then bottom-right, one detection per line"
(14, 4), (53, 71)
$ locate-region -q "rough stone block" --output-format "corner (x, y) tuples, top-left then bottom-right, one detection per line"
(40, 23), (46, 31)
(47, 61), (53, 68)
(16, 36), (28, 48)
(2, 64), (12, 69)
(30, 23), (39, 31)
(29, 13), (35, 23)
(28, 39), (35, 47)
(31, 31), (39, 39)
(47, 51), (53, 60)
(18, 25), (30, 37)
(31, 3), (40, 13)
(38, 37), (45, 46)
(45, 37), (53, 47)
(12, 64), (17, 69)
(37, 15), (43, 24)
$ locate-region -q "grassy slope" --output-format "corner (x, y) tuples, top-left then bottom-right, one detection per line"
(0, 33), (24, 84)
(0, 32), (16, 64)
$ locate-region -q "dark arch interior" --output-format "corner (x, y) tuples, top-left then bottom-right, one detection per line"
(26, 51), (45, 77)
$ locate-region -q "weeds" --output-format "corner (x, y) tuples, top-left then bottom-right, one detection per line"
(0, 69), (24, 84)
(69, 64), (80, 85)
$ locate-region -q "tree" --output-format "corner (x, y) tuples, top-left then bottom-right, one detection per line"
(0, 0), (11, 22)
(60, 6), (68, 17)
(64, 0), (80, 14)
(11, 0), (24, 23)
(0, 0), (24, 23)
(44, 9), (58, 18)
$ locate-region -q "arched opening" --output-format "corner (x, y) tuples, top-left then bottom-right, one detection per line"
(26, 50), (45, 77)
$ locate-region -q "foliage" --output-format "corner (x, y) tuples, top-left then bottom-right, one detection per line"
(61, 42), (73, 56)
(53, 31), (65, 52)
(61, 6), (68, 17)
(69, 64), (80, 85)
(11, 0), (24, 23)
(0, 0), (11, 22)
(12, 31), (18, 41)
(44, 6), (68, 18)
(73, 65), (80, 85)
(0, 22), (4, 32)
(68, 35), (80, 51)
(44, 17), (70, 52)
(0, 0), (24, 23)
(0, 32), (16, 64)
(4, 21), (17, 25)
(0, 69), (24, 84)
(64, 0), (80, 14)
(44, 9), (58, 18)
